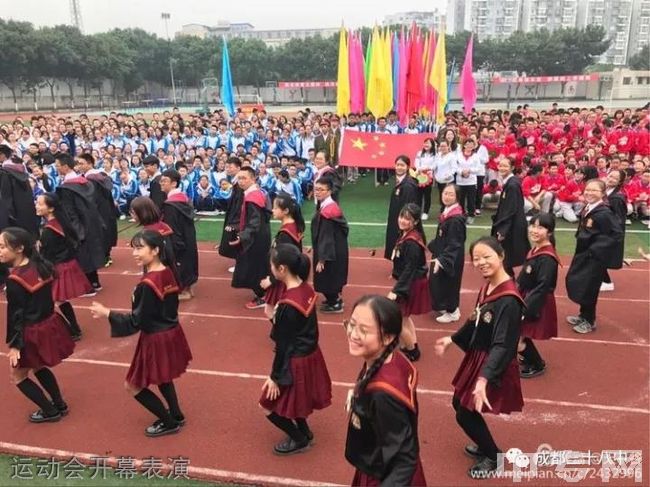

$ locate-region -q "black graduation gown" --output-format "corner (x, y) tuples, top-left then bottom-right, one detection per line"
(162, 195), (199, 290)
(606, 189), (627, 270)
(384, 176), (420, 260)
(86, 172), (118, 256)
(56, 178), (106, 274)
(491, 175), (530, 269)
(232, 191), (271, 290)
(149, 174), (166, 209)
(566, 204), (620, 306)
(311, 202), (349, 295)
(428, 213), (466, 312)
(0, 167), (39, 235)
(219, 183), (244, 259)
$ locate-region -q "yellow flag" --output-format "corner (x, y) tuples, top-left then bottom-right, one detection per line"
(382, 28), (393, 114)
(367, 27), (391, 117)
(428, 31), (447, 124)
(336, 28), (350, 116)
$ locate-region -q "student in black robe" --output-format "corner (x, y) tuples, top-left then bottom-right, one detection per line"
(388, 203), (430, 362)
(601, 169), (627, 292)
(90, 230), (192, 438)
(259, 244), (331, 455)
(517, 214), (559, 378)
(344, 295), (427, 486)
(384, 155), (420, 260)
(54, 153), (105, 294)
(0, 153), (39, 236)
(566, 179), (621, 334)
(436, 236), (525, 479)
(260, 193), (304, 319)
(143, 155), (166, 209)
(230, 166), (272, 309)
(1, 227), (74, 423)
(428, 184), (467, 324)
(160, 169), (199, 301)
(129, 196), (177, 273)
(491, 157), (529, 276)
(311, 177), (349, 313)
(35, 193), (93, 341)
(76, 154), (118, 267)
(219, 157), (244, 262)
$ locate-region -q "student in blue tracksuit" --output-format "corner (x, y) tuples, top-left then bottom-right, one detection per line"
(194, 175), (217, 212)
(117, 170), (139, 217)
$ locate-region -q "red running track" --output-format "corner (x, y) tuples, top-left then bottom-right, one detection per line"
(0, 243), (648, 486)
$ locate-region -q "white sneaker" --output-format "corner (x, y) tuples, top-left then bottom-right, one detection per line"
(436, 308), (461, 323)
(119, 215), (126, 221)
(600, 282), (614, 292)
(228, 266), (235, 273)
(422, 213), (429, 221)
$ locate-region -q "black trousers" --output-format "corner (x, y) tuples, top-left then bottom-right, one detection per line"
(324, 292), (341, 305)
(475, 176), (485, 210)
(420, 185), (433, 215)
(376, 169), (390, 184)
(436, 182), (448, 211)
(602, 270), (611, 284)
(452, 396), (499, 461)
(458, 184), (477, 217)
(579, 302), (597, 324)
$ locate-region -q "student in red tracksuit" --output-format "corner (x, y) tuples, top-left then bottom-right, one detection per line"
(1, 227), (74, 423)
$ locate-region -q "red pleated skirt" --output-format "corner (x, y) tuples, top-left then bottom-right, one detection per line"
(452, 349), (523, 415)
(521, 293), (558, 340)
(398, 277), (432, 317)
(52, 259), (93, 302)
(264, 281), (286, 307)
(18, 313), (75, 369)
(259, 346), (332, 419)
(125, 325), (193, 388)
(352, 458), (427, 486)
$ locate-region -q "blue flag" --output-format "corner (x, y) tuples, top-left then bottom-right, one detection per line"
(221, 37), (236, 116)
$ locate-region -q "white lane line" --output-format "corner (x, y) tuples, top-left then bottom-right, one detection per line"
(0, 442), (341, 487)
(6, 355), (645, 416)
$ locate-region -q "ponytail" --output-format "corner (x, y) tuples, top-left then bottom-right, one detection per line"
(274, 192), (306, 234)
(271, 243), (311, 281)
(41, 192), (80, 246)
(0, 227), (54, 280)
(130, 229), (180, 284)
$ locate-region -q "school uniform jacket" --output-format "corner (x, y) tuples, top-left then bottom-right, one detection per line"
(108, 268), (180, 337)
(384, 175), (420, 260)
(270, 282), (318, 386)
(491, 175), (530, 269)
(6, 265), (54, 349)
(311, 200), (349, 295)
(566, 204), (620, 306)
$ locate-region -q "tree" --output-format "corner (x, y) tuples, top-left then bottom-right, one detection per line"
(629, 45), (650, 70)
(0, 20), (37, 110)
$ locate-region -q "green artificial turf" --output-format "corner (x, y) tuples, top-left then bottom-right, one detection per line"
(118, 176), (650, 258)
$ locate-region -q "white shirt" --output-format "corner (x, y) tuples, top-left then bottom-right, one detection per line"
(64, 170), (79, 181)
(244, 184), (259, 196)
(433, 151), (458, 184)
(319, 195), (335, 211)
(415, 152), (435, 172)
(455, 151), (481, 186)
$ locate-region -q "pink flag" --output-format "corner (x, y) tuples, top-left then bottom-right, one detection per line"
(458, 34), (477, 114)
(349, 31), (365, 113)
(422, 30), (436, 114)
(405, 24), (423, 117)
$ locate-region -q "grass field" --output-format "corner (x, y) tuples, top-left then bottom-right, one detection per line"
(118, 176), (650, 258)
(0, 455), (219, 486)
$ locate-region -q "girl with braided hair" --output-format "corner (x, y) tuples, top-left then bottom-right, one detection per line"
(344, 295), (427, 486)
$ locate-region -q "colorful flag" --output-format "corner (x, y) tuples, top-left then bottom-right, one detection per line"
(366, 27), (392, 117)
(429, 31), (447, 124)
(336, 28), (351, 116)
(220, 37), (236, 116)
(340, 131), (430, 168)
(405, 25), (424, 116)
(458, 34), (477, 114)
(397, 28), (409, 124)
(392, 32), (399, 110)
(349, 31), (365, 113)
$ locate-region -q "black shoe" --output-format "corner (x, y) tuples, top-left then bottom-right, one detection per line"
(401, 344), (421, 362)
(273, 437), (310, 456)
(468, 457), (498, 479)
(520, 364), (546, 379)
(145, 420), (181, 438)
(152, 412), (185, 429)
(320, 302), (343, 314)
(29, 409), (61, 423)
(71, 333), (82, 342)
(465, 444), (484, 459)
(54, 402), (69, 417)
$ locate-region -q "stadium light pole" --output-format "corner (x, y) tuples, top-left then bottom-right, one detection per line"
(161, 12), (177, 105)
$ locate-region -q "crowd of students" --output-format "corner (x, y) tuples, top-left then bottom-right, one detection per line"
(0, 101), (648, 484)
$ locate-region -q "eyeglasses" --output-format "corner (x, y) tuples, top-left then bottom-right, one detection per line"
(343, 320), (374, 339)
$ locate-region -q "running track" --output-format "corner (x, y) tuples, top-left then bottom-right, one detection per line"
(0, 243), (648, 486)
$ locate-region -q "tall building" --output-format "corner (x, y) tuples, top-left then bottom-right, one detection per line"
(520, 0), (579, 32)
(446, 0), (523, 39)
(383, 11), (446, 31)
(577, 0), (634, 65)
(628, 0), (650, 58)
(178, 22), (337, 47)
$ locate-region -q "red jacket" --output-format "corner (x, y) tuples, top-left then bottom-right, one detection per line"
(556, 179), (582, 203)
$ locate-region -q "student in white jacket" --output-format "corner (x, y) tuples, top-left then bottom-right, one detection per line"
(432, 140), (458, 213)
(455, 139), (481, 224)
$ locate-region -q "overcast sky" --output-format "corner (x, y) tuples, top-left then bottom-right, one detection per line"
(1, 0), (446, 37)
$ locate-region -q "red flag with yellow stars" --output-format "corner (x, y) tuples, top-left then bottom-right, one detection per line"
(339, 131), (431, 169)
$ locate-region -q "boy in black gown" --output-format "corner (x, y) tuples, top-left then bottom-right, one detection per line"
(218, 157), (244, 268)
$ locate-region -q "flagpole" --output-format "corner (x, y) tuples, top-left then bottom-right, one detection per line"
(445, 57), (456, 114)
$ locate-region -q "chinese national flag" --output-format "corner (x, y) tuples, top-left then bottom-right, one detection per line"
(339, 131), (431, 169)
